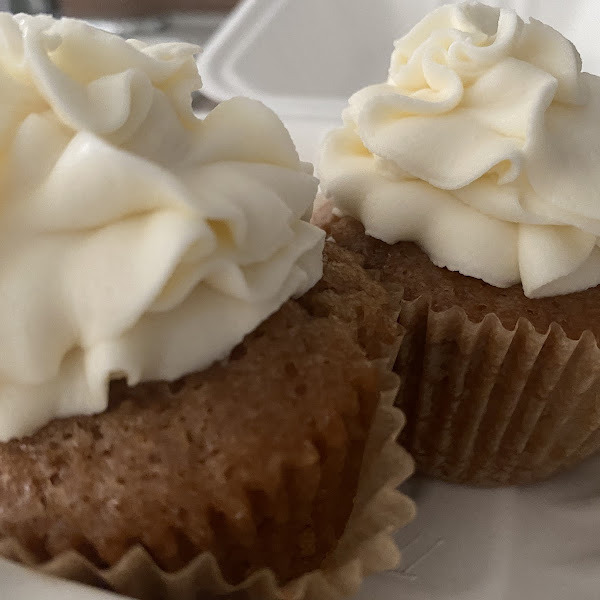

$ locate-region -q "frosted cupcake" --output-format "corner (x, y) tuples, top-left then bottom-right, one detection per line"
(0, 13), (415, 599)
(317, 1), (600, 486)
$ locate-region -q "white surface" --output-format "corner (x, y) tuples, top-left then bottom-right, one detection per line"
(372, 452), (600, 600)
(199, 0), (600, 120)
(0, 560), (126, 600)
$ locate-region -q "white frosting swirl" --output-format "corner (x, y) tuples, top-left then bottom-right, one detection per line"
(319, 1), (600, 299)
(0, 14), (324, 441)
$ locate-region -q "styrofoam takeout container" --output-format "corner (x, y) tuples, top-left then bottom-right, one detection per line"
(199, 0), (600, 165)
(198, 2), (600, 600)
(199, 0), (600, 122)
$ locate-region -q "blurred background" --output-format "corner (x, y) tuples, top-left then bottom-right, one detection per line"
(0, 1), (242, 111)
(61, 0), (238, 16)
(0, 0), (239, 51)
(4, 0), (238, 17)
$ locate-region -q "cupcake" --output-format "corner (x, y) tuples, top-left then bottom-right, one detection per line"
(0, 13), (415, 600)
(317, 1), (600, 486)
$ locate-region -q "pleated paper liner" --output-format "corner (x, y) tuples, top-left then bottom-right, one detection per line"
(0, 363), (415, 600)
(395, 296), (600, 486)
(312, 202), (600, 487)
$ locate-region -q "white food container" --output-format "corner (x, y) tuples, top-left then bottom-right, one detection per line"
(200, 2), (600, 600)
(199, 0), (600, 163)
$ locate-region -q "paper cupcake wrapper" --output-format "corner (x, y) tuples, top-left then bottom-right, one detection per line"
(395, 296), (600, 486)
(313, 200), (600, 486)
(0, 361), (415, 600)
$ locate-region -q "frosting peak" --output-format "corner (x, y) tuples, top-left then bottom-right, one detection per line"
(320, 1), (600, 299)
(0, 15), (324, 441)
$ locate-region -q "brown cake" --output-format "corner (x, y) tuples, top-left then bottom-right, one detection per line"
(0, 242), (414, 596)
(316, 212), (600, 486)
(321, 214), (600, 340)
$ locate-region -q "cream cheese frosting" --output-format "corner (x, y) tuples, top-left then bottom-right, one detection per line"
(0, 14), (324, 441)
(319, 1), (600, 299)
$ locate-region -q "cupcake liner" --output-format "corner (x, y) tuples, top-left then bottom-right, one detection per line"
(0, 362), (415, 600)
(395, 296), (600, 486)
(315, 202), (600, 486)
